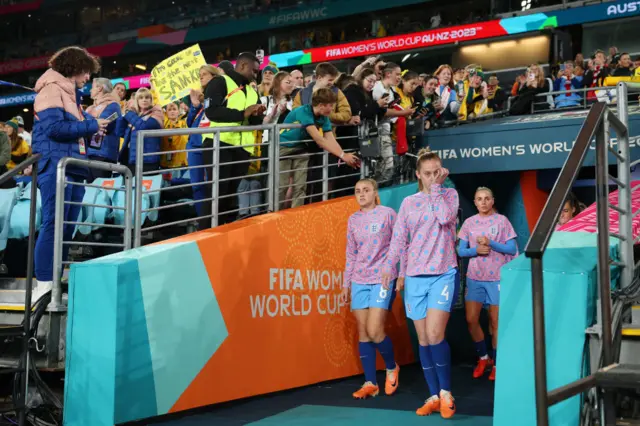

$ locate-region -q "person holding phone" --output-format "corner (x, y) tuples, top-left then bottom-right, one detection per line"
(553, 60), (583, 108)
(86, 77), (122, 179)
(509, 64), (550, 115)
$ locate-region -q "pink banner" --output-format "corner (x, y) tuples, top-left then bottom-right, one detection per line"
(0, 41), (128, 76)
(558, 181), (640, 242)
(0, 0), (42, 16)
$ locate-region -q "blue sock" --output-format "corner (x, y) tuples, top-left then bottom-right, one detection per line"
(474, 340), (488, 358)
(490, 347), (496, 365)
(419, 345), (440, 397)
(431, 340), (452, 392)
(359, 342), (377, 385)
(375, 336), (396, 370)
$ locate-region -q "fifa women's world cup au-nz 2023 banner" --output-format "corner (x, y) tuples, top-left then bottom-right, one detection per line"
(426, 107), (640, 175)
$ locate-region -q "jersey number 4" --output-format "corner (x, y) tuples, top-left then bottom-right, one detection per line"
(441, 285), (449, 301)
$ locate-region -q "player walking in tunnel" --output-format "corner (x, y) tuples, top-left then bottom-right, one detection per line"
(458, 187), (518, 381)
(383, 149), (459, 418)
(341, 178), (401, 399)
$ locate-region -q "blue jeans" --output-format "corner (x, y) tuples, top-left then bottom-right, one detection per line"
(35, 169), (84, 281)
(188, 149), (208, 216)
(237, 178), (261, 216)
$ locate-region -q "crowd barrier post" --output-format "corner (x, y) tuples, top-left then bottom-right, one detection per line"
(52, 158), (134, 311)
(211, 131), (221, 228)
(267, 123), (278, 213)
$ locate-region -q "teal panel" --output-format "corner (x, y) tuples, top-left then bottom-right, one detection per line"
(247, 405), (493, 426)
(494, 247), (597, 426)
(378, 182), (417, 210)
(64, 257), (158, 426)
(136, 241), (228, 414)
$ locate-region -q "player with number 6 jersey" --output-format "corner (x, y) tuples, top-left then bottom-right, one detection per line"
(341, 179), (401, 400)
(457, 187), (517, 382)
(382, 148), (459, 419)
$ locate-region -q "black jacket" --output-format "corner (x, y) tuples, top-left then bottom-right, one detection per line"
(204, 69), (263, 125)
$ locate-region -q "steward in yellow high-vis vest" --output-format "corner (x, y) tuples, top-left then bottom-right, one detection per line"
(200, 52), (265, 226)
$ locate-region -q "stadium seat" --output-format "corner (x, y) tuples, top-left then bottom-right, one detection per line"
(74, 176), (124, 237)
(8, 182), (42, 241)
(112, 174), (165, 227)
(0, 188), (20, 252)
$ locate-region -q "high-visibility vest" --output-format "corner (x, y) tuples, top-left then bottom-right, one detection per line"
(205, 75), (258, 154)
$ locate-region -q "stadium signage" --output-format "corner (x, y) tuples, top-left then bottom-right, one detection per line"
(606, 1), (640, 16)
(0, 92), (36, 107)
(319, 22), (501, 61)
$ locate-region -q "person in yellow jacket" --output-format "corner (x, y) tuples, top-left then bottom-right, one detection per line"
(160, 102), (189, 168)
(458, 71), (505, 121)
(4, 119), (31, 171)
(200, 52), (266, 226)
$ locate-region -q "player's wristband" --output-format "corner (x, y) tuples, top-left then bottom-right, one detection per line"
(339, 151), (345, 160)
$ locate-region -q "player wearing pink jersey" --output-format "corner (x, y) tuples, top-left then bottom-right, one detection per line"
(382, 149), (459, 419)
(341, 179), (401, 400)
(457, 187), (517, 382)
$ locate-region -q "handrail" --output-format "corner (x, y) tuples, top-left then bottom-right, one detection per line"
(524, 102), (607, 258)
(0, 153), (42, 185)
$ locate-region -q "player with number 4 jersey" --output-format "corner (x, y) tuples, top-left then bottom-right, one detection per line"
(382, 149), (459, 419)
(457, 187), (517, 382)
(341, 179), (401, 400)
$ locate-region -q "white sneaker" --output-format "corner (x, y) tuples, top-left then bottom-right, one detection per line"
(31, 280), (52, 305)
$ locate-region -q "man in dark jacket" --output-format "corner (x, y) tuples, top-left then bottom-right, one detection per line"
(201, 52), (265, 226)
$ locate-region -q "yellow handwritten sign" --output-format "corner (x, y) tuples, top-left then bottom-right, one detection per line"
(151, 44), (207, 106)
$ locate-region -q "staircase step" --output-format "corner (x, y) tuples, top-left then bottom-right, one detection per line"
(632, 305), (640, 326)
(0, 324), (24, 338)
(621, 324), (640, 337)
(0, 289), (28, 305)
(595, 363), (640, 389)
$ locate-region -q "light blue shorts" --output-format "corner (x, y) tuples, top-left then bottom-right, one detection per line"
(404, 268), (459, 320)
(351, 281), (396, 311)
(465, 278), (500, 306)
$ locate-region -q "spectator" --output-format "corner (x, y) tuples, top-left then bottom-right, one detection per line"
(31, 46), (106, 302)
(553, 61), (583, 108)
(510, 64), (550, 115)
(304, 73), (314, 87)
(218, 60), (234, 76)
(611, 52), (634, 77)
(294, 62), (352, 203)
(160, 102), (188, 169)
(202, 52), (265, 225)
(12, 116), (31, 146)
(0, 127), (13, 188)
(486, 74), (507, 111)
(86, 77), (121, 179)
(574, 53), (584, 69)
(116, 87), (163, 174)
(290, 69), (304, 89)
(4, 119), (31, 171)
(434, 64), (460, 121)
(186, 64), (221, 218)
(279, 88), (358, 208)
(459, 69), (488, 120)
(372, 62), (402, 185)
(583, 50), (609, 102)
(257, 63), (278, 97)
(420, 75), (442, 130)
(113, 82), (127, 112)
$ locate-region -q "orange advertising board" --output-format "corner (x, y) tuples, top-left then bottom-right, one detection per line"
(170, 197), (415, 411)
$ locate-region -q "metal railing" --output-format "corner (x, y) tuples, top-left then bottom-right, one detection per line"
(133, 123), (364, 248)
(51, 158), (133, 311)
(524, 82), (640, 426)
(0, 153), (41, 426)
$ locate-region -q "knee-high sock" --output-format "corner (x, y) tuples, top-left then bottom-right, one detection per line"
(419, 345), (440, 397)
(474, 340), (488, 358)
(359, 342), (378, 385)
(430, 340), (452, 392)
(374, 336), (396, 370)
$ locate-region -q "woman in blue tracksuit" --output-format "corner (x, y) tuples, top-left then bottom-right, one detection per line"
(187, 65), (220, 216)
(117, 87), (163, 175)
(31, 46), (106, 301)
(86, 77), (122, 180)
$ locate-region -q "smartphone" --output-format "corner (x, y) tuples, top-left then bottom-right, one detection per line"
(256, 49), (265, 64)
(560, 64), (566, 72)
(381, 92), (390, 99)
(528, 72), (535, 81)
(105, 112), (119, 122)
